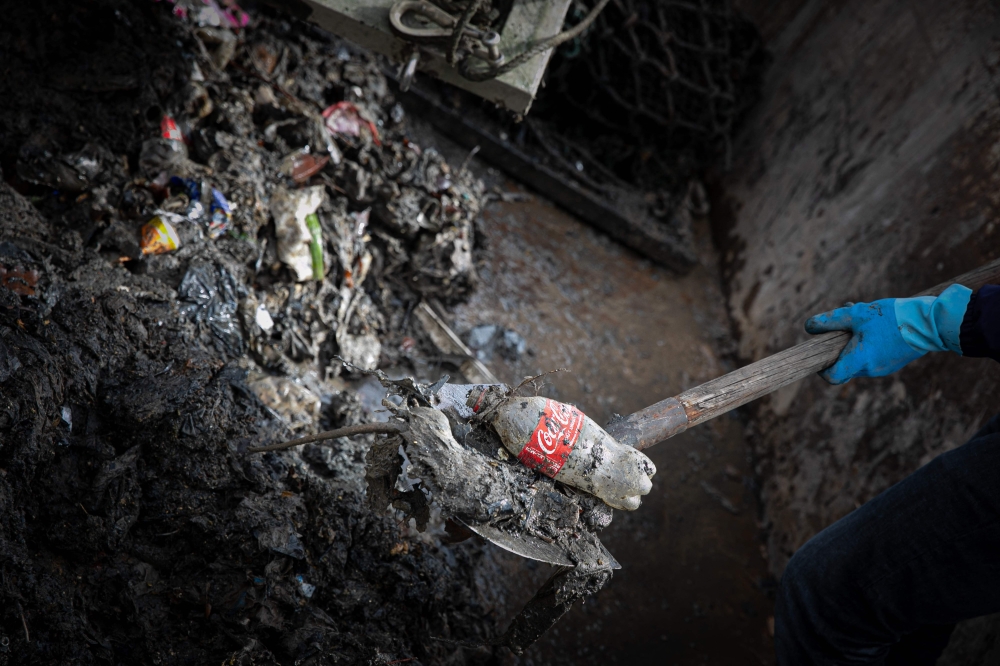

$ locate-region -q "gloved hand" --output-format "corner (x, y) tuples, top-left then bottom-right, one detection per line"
(805, 284), (973, 384)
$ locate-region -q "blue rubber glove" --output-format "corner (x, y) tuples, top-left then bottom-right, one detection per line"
(805, 284), (973, 384)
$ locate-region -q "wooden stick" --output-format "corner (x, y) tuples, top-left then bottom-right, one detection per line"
(247, 422), (404, 453)
(607, 257), (1000, 450)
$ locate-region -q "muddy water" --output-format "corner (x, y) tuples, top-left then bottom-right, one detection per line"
(446, 196), (775, 664)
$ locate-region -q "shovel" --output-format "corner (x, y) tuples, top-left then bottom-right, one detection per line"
(251, 258), (1000, 566)
(456, 258), (1000, 563)
(604, 258), (1000, 451)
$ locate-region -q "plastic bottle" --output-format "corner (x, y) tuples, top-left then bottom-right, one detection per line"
(139, 116), (189, 176)
(468, 388), (656, 510)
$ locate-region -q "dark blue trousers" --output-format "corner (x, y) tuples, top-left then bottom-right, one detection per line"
(776, 413), (1000, 665)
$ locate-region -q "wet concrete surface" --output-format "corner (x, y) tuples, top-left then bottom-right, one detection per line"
(437, 193), (775, 664)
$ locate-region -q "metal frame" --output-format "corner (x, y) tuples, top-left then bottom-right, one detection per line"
(299, 0), (572, 114)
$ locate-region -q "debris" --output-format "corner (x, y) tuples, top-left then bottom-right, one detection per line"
(322, 101), (381, 145)
(140, 215), (181, 255)
(336, 326), (381, 371)
(196, 26), (239, 69)
(177, 262), (244, 356)
(161, 115), (184, 144)
(0, 265), (39, 296)
(166, 176), (232, 239)
(305, 213), (324, 280)
(331, 208), (371, 289)
(0, 1), (503, 663)
(414, 302), (499, 384)
(249, 374), (321, 432)
(15, 142), (109, 193)
(170, 176), (206, 220)
(370, 397), (619, 653)
(171, 0), (250, 29)
(466, 323), (527, 361)
(296, 574), (316, 598)
(255, 303), (274, 332)
(271, 185), (326, 282)
(208, 186), (232, 238)
(280, 147), (330, 183)
(139, 118), (189, 177)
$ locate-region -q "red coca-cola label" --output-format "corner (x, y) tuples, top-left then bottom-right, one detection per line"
(517, 399), (585, 478)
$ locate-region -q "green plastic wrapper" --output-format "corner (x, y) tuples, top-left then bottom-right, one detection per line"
(305, 213), (324, 280)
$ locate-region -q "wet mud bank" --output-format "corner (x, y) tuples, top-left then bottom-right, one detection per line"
(718, 0), (1000, 659)
(0, 1), (518, 663)
(0, 185), (507, 665)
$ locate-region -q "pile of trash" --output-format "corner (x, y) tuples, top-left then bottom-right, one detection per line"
(0, 1), (524, 663)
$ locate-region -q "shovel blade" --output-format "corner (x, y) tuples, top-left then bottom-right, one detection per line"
(463, 522), (575, 566)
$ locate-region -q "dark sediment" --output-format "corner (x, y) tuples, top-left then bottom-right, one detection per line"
(0, 1), (514, 663)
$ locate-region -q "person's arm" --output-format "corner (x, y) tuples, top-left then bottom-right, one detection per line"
(804, 283), (997, 384)
(960, 284), (1000, 362)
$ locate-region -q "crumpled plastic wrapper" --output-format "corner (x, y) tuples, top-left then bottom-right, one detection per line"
(271, 185), (326, 282)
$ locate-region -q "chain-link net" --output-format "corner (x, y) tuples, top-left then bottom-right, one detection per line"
(535, 0), (766, 193)
(414, 0), (766, 270)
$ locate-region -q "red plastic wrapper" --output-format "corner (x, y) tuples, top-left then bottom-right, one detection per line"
(168, 0), (249, 29)
(160, 115), (184, 143)
(322, 102), (381, 146)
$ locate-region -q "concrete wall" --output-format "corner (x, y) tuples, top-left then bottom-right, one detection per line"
(719, 0), (1000, 658)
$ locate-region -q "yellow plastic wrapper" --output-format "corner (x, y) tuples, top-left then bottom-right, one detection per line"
(141, 216), (180, 255)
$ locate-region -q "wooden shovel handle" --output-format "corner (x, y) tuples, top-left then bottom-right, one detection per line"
(607, 258), (1000, 451)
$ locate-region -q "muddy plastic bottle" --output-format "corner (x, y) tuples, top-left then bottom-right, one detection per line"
(470, 390), (656, 510)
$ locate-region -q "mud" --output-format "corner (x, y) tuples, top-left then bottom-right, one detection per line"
(351, 372), (624, 654)
(397, 405), (616, 653)
(0, 1), (518, 663)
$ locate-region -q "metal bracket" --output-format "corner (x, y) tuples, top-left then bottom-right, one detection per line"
(297, 0), (571, 114)
(388, 0), (504, 68)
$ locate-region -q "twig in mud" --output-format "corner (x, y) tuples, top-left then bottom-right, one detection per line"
(514, 368), (567, 396)
(459, 145), (480, 175)
(17, 601), (28, 643)
(428, 635), (492, 652)
(247, 422), (405, 454)
(470, 369), (568, 424)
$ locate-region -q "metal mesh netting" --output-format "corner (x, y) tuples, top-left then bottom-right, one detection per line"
(535, 0), (766, 193)
(410, 0), (766, 270)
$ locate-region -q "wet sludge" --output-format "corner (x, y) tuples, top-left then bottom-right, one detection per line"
(0, 1), (516, 663)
